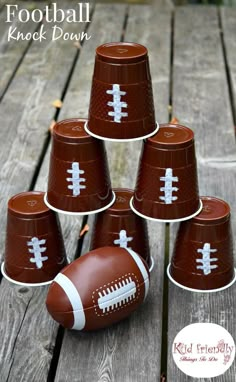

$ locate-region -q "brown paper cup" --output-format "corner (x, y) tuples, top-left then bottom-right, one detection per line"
(1, 191), (68, 286)
(131, 124), (202, 222)
(90, 188), (152, 269)
(44, 118), (115, 215)
(85, 42), (158, 141)
(167, 196), (236, 292)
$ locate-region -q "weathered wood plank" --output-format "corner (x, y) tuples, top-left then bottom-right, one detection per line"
(221, 7), (236, 122)
(0, 4), (128, 382)
(168, 6), (236, 381)
(172, 6), (236, 161)
(168, 165), (236, 382)
(59, 6), (127, 120)
(0, 1), (6, 12)
(0, 0), (11, 12)
(0, 126), (85, 382)
(55, 6), (171, 382)
(0, 190), (84, 382)
(0, 283), (58, 381)
(0, 1), (90, 264)
(0, 3), (92, 381)
(0, 2), (48, 100)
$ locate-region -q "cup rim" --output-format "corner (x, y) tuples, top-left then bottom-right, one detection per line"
(166, 264), (236, 293)
(44, 191), (116, 216)
(130, 197), (203, 223)
(84, 121), (159, 143)
(1, 262), (53, 287)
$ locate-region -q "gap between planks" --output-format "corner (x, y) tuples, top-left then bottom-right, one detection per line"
(0, 2), (49, 102)
(0, 4), (133, 382)
(220, 7), (236, 130)
(218, 8), (236, 130)
(168, 6), (236, 381)
(0, 2), (94, 381)
(54, 5), (171, 382)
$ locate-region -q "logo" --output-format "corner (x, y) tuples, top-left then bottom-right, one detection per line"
(27, 200), (37, 207)
(164, 132), (175, 138)
(116, 48), (128, 54)
(172, 323), (235, 378)
(116, 196), (127, 204)
(202, 204), (212, 214)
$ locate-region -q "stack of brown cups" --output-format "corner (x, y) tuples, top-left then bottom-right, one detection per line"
(3, 41), (235, 300)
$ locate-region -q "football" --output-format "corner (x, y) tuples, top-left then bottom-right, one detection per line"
(46, 246), (150, 331)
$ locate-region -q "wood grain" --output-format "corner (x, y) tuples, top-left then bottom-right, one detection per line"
(0, 2), (48, 100)
(172, 6), (235, 161)
(0, 0), (90, 264)
(168, 6), (236, 381)
(0, 4), (128, 382)
(0, 145), (85, 382)
(55, 6), (171, 382)
(0, 2), (92, 381)
(221, 7), (236, 122)
(1, 4), (235, 382)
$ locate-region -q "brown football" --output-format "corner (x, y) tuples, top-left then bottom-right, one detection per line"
(46, 246), (150, 331)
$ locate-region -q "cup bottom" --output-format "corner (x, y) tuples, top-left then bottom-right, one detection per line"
(1, 262), (53, 287)
(167, 264), (236, 293)
(130, 197), (203, 223)
(44, 191), (116, 216)
(84, 121), (160, 143)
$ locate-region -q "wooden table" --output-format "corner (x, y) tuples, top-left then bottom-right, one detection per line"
(0, 2), (236, 381)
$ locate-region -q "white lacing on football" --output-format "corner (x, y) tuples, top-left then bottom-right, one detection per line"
(98, 277), (136, 313)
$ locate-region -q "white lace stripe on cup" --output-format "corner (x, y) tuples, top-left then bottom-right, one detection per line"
(27, 237), (48, 269)
(66, 162), (86, 196)
(196, 243), (218, 275)
(159, 168), (179, 204)
(113, 229), (133, 248)
(54, 273), (85, 330)
(106, 84), (128, 123)
(124, 248), (149, 300)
